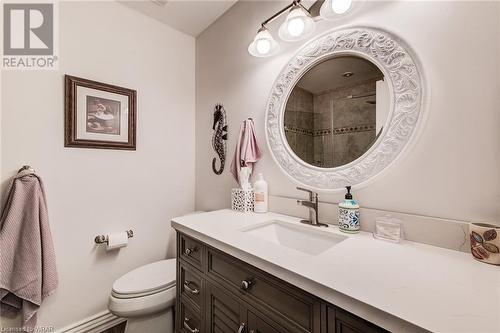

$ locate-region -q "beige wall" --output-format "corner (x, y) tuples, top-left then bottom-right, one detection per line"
(498, 1), (500, 219)
(195, 1), (500, 222)
(1, 1), (195, 329)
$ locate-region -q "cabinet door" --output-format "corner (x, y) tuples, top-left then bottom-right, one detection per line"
(247, 309), (291, 333)
(205, 282), (246, 333)
(327, 306), (389, 333)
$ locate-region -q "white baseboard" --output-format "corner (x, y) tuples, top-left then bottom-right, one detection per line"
(57, 310), (125, 333)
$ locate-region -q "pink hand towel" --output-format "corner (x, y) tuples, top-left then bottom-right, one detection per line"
(230, 118), (262, 186)
(0, 169), (58, 331)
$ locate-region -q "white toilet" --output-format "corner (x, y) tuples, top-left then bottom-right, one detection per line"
(108, 259), (176, 333)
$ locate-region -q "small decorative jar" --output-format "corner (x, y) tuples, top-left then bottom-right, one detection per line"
(469, 222), (500, 265)
(231, 188), (255, 213)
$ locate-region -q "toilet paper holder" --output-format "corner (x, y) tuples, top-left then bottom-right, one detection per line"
(95, 230), (134, 245)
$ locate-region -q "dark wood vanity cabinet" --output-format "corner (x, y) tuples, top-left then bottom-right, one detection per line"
(176, 232), (388, 333)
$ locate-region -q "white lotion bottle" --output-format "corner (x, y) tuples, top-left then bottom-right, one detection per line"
(253, 173), (268, 213)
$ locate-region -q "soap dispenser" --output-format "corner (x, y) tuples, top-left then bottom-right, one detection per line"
(338, 186), (360, 233)
(253, 173), (268, 213)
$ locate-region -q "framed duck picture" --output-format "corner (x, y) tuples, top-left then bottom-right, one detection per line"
(64, 75), (136, 150)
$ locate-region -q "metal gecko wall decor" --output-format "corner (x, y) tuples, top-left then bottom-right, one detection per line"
(211, 103), (227, 175)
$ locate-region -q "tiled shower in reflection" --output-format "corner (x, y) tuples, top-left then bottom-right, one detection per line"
(285, 78), (381, 168)
(284, 86), (315, 164)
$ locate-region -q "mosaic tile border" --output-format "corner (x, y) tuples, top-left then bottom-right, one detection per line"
(284, 123), (376, 137)
(314, 123), (376, 136)
(284, 125), (313, 136)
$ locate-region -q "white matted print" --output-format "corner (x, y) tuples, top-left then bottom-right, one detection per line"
(76, 86), (129, 143)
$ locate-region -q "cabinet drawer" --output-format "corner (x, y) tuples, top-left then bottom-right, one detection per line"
(207, 248), (320, 332)
(180, 261), (203, 309)
(179, 233), (203, 270)
(179, 297), (203, 333)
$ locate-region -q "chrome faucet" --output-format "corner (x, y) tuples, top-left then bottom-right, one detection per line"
(296, 187), (328, 227)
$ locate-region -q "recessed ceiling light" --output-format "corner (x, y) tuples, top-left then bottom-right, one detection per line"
(342, 71), (354, 77)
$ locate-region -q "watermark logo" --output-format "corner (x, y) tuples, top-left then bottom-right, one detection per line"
(2, 2), (58, 70)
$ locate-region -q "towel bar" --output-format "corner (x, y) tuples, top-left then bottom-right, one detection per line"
(18, 165), (35, 173)
(94, 230), (134, 245)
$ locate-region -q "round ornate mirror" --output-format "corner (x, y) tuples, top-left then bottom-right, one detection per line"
(266, 27), (425, 191)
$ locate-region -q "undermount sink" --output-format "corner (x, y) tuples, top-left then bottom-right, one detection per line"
(241, 220), (347, 255)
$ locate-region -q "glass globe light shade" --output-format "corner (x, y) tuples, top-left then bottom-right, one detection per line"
(278, 6), (315, 42)
(248, 27), (280, 57)
(332, 0), (352, 14)
(320, 0), (359, 20)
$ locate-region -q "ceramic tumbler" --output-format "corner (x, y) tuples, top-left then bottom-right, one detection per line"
(469, 222), (500, 265)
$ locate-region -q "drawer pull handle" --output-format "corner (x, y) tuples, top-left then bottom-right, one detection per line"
(183, 280), (200, 294)
(183, 317), (199, 333)
(184, 247), (197, 255)
(237, 322), (245, 333)
(241, 279), (253, 290)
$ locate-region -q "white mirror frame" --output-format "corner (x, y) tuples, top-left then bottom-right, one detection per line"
(265, 26), (425, 191)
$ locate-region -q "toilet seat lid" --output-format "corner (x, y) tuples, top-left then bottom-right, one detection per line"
(112, 259), (176, 296)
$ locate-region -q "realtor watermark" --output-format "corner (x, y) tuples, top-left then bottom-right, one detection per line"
(2, 1), (59, 70)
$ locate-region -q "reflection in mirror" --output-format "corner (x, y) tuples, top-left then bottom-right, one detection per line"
(284, 55), (388, 168)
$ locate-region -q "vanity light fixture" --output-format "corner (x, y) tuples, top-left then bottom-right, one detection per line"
(249, 0), (359, 57)
(248, 0), (315, 57)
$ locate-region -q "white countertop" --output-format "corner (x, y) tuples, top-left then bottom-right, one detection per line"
(172, 210), (500, 333)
